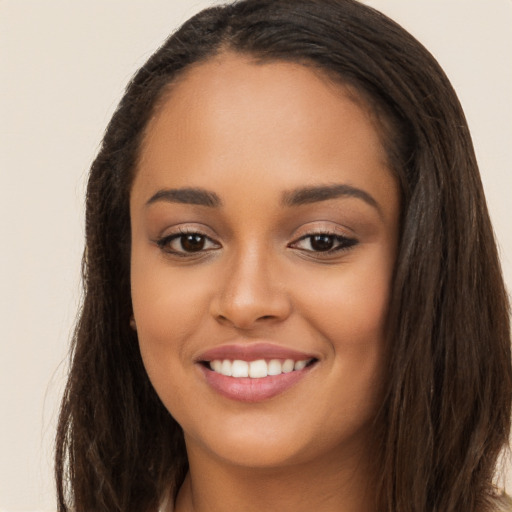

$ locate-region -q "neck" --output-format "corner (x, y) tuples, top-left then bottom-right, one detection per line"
(174, 437), (377, 512)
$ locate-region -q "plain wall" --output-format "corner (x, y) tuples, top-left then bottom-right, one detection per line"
(1, 1), (510, 510)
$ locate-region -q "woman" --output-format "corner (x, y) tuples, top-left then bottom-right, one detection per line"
(55, 0), (512, 511)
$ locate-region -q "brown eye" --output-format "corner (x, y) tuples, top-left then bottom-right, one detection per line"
(290, 233), (358, 255)
(156, 231), (220, 256)
(310, 234), (335, 252)
(181, 234), (206, 252)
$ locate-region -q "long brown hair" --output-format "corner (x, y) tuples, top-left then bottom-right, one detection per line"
(55, 1), (512, 511)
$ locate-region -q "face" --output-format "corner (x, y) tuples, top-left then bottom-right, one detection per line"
(130, 53), (400, 470)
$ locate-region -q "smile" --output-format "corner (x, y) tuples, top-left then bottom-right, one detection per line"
(208, 358), (314, 378)
(197, 344), (319, 402)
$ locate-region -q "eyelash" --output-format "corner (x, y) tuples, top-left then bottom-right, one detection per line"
(289, 232), (358, 256)
(155, 229), (358, 258)
(156, 229), (220, 257)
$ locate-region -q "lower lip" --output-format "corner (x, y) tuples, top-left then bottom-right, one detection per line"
(200, 364), (314, 402)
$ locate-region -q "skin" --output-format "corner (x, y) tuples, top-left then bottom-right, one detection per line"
(130, 53), (400, 512)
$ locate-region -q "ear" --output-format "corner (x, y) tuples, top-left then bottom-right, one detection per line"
(129, 315), (137, 331)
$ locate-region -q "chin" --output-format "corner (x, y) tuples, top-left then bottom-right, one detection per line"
(181, 404), (376, 472)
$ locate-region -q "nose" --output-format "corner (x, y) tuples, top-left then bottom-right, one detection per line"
(210, 247), (292, 330)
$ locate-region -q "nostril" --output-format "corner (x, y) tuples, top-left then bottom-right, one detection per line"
(211, 289), (293, 330)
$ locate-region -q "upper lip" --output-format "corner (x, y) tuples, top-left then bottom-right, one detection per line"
(196, 343), (318, 363)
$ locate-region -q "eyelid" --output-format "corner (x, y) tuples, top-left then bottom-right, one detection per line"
(290, 233), (357, 250)
(154, 226), (221, 256)
(156, 222), (217, 239)
(288, 225), (359, 256)
(289, 222), (355, 241)
(156, 231), (219, 247)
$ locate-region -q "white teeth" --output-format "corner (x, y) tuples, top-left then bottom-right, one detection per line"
(267, 359), (282, 376)
(211, 360), (223, 373)
(220, 359), (232, 376)
(231, 360), (249, 377)
(294, 360), (307, 371)
(209, 358), (312, 378)
(249, 359), (267, 378)
(282, 359), (294, 373)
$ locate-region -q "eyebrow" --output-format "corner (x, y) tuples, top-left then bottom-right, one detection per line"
(145, 187), (222, 208)
(145, 183), (381, 214)
(281, 183), (382, 214)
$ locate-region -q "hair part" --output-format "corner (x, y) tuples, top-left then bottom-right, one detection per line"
(55, 1), (511, 511)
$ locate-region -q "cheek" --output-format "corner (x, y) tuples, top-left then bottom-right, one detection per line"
(130, 252), (213, 393)
(132, 249), (213, 336)
(297, 250), (393, 347)
(293, 248), (393, 407)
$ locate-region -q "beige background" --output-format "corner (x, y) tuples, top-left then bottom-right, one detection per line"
(1, 1), (511, 510)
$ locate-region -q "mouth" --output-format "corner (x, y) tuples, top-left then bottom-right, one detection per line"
(196, 344), (319, 402)
(202, 357), (317, 378)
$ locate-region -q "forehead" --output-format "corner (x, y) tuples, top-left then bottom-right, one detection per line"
(133, 52), (396, 213)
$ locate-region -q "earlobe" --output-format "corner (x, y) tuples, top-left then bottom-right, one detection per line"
(130, 315), (137, 331)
